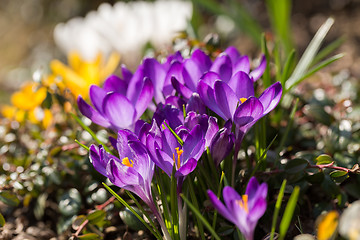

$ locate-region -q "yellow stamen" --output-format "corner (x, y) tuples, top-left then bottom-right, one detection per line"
(172, 147), (184, 169)
(239, 98), (247, 104)
(236, 194), (249, 213)
(121, 157), (134, 168)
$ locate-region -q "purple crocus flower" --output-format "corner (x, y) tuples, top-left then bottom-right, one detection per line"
(198, 72), (282, 130)
(207, 177), (268, 240)
(210, 120), (235, 166)
(89, 129), (154, 206)
(146, 120), (205, 179)
(89, 129), (171, 239)
(171, 47), (266, 100)
(77, 74), (154, 131)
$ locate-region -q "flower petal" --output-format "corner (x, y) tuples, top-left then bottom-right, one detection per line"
(227, 71), (255, 99)
(224, 46), (241, 66)
(258, 82), (282, 115)
(197, 80), (224, 119)
(214, 80), (238, 120)
(233, 97), (264, 129)
(249, 55), (266, 82)
(172, 76), (193, 99)
(210, 54), (232, 82)
(134, 77), (154, 120)
(103, 92), (136, 130)
(89, 85), (107, 113)
(175, 158), (197, 177)
(77, 96), (111, 128)
(103, 74), (128, 95)
(207, 190), (236, 223)
(233, 55), (250, 74)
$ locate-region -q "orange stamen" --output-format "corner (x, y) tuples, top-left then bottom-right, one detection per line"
(236, 194), (249, 213)
(172, 147), (183, 169)
(239, 98), (247, 104)
(121, 157), (134, 167)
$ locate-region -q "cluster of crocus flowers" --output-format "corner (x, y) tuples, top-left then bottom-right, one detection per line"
(50, 51), (120, 99)
(1, 82), (53, 128)
(79, 46), (281, 239)
(207, 177), (268, 240)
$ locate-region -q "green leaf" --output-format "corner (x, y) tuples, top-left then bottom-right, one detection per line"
(0, 191), (20, 207)
(119, 207), (147, 231)
(164, 122), (184, 146)
(311, 37), (345, 66)
(87, 210), (106, 224)
(77, 233), (101, 240)
(102, 183), (162, 240)
(72, 215), (87, 231)
(71, 113), (112, 154)
(284, 158), (309, 174)
(0, 212), (5, 227)
(261, 34), (271, 88)
(330, 170), (349, 183)
(281, 49), (296, 86)
(180, 194), (221, 240)
(306, 171), (325, 184)
(279, 186), (300, 240)
(315, 154), (333, 165)
(285, 18), (334, 92)
(270, 179), (287, 240)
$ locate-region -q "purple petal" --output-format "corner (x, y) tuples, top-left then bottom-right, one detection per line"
(89, 145), (106, 176)
(143, 58), (166, 103)
(134, 77), (154, 120)
(172, 76), (193, 99)
(197, 81), (224, 119)
(163, 61), (183, 97)
(186, 93), (206, 115)
(126, 66), (144, 103)
(205, 116), (219, 148)
(182, 125), (206, 161)
(224, 46), (241, 66)
(245, 177), (260, 197)
(214, 80), (238, 120)
(175, 158), (197, 177)
(227, 71), (255, 99)
(223, 186), (242, 210)
(249, 55), (266, 82)
(258, 82), (282, 116)
(117, 129), (137, 160)
(233, 97), (264, 129)
(89, 85), (107, 113)
(106, 159), (139, 189)
(200, 71), (221, 88)
(210, 54), (232, 82)
(103, 75), (127, 95)
(182, 59), (202, 92)
(156, 148), (176, 177)
(248, 197), (267, 222)
(77, 96), (111, 128)
(190, 48), (212, 72)
(103, 93), (136, 130)
(233, 56), (250, 74)
(121, 64), (133, 84)
(207, 190), (236, 223)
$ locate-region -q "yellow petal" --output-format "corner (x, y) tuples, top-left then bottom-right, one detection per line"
(50, 59), (89, 98)
(42, 109), (53, 129)
(317, 211), (339, 240)
(100, 52), (121, 80)
(11, 82), (47, 110)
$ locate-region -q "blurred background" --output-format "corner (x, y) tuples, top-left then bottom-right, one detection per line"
(1, 0), (360, 105)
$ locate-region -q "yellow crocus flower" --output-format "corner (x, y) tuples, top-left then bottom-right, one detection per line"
(50, 52), (120, 99)
(317, 211), (339, 240)
(1, 81), (53, 128)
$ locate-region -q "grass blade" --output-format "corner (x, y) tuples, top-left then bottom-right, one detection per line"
(71, 113), (113, 154)
(279, 186), (300, 240)
(180, 194), (221, 240)
(311, 37), (345, 66)
(288, 53), (344, 89)
(285, 18), (334, 92)
(270, 179), (287, 240)
(102, 183), (162, 240)
(281, 49), (296, 86)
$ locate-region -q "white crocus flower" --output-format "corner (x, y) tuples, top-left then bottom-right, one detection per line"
(54, 1), (193, 62)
